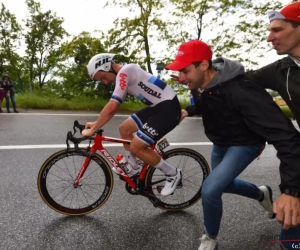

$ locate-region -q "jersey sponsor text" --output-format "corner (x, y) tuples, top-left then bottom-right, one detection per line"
(119, 73), (127, 90)
(138, 81), (161, 99)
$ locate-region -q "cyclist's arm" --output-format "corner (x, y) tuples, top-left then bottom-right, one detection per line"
(82, 100), (120, 136)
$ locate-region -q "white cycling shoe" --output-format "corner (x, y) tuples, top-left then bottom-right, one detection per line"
(161, 169), (182, 196)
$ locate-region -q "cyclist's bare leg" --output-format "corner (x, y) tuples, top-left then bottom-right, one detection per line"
(130, 137), (176, 176)
(120, 117), (177, 176)
(130, 136), (160, 166)
(119, 118), (139, 168)
(119, 118), (138, 150)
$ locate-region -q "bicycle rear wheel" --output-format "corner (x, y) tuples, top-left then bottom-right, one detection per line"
(145, 148), (210, 211)
(37, 148), (113, 215)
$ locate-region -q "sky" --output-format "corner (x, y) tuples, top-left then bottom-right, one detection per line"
(1, 0), (285, 70)
(1, 0), (126, 35)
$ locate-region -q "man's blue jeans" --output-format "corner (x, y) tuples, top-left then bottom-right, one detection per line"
(202, 143), (264, 238)
(280, 225), (300, 249)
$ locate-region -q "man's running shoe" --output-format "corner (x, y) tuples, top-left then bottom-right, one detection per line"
(198, 234), (218, 250)
(259, 185), (276, 219)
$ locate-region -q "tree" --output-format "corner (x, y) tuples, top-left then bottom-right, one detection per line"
(105, 0), (179, 74)
(24, 0), (68, 90)
(57, 32), (107, 99)
(169, 0), (296, 68)
(0, 3), (24, 90)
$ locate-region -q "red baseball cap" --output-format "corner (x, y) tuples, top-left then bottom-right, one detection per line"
(165, 40), (213, 71)
(268, 2), (300, 23)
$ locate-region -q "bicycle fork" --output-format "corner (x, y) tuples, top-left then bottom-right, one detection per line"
(74, 156), (91, 187)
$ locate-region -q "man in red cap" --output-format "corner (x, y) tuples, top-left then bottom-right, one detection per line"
(166, 39), (300, 250)
(246, 3), (300, 249)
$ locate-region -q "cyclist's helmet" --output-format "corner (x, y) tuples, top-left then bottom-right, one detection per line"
(87, 53), (115, 79)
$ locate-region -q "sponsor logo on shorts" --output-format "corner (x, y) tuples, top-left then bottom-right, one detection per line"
(142, 123), (159, 136)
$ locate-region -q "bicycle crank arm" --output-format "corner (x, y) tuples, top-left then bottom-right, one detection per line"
(139, 188), (161, 208)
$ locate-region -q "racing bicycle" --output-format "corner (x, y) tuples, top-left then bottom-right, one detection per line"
(37, 120), (210, 216)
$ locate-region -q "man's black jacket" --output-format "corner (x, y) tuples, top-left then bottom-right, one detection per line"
(186, 75), (300, 192)
(246, 57), (300, 127)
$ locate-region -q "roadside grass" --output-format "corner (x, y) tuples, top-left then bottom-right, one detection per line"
(1, 93), (293, 120)
(2, 93), (190, 112)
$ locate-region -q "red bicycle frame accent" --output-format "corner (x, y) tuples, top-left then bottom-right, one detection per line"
(74, 133), (158, 189)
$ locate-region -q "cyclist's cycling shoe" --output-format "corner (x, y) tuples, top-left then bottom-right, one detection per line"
(161, 169), (182, 196)
(258, 185), (276, 219)
(112, 166), (141, 177)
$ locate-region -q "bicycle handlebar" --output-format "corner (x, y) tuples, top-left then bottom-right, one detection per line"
(66, 120), (93, 148)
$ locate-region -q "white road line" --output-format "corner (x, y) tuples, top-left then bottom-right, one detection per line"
(0, 142), (212, 150)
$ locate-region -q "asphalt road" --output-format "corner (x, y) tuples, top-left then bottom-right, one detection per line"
(1, 110), (297, 250)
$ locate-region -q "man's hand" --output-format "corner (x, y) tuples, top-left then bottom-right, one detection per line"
(180, 109), (188, 122)
(170, 74), (180, 84)
(273, 194), (300, 229)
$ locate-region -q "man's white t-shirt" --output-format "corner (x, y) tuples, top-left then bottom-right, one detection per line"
(111, 64), (176, 107)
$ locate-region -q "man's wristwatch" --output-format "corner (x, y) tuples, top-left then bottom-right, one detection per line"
(280, 187), (300, 198)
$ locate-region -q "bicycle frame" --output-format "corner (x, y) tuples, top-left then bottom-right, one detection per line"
(73, 133), (159, 190)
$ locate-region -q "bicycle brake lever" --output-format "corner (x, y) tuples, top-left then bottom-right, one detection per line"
(73, 120), (79, 135)
(66, 131), (72, 149)
(73, 120), (85, 135)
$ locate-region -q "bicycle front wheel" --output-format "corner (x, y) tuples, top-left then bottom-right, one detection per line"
(37, 148), (113, 216)
(145, 148), (210, 211)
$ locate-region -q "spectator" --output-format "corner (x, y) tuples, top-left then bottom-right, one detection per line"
(166, 39), (300, 250)
(245, 3), (300, 249)
(1, 74), (18, 113)
(0, 80), (7, 113)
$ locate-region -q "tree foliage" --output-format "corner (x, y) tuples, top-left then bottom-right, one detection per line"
(24, 0), (68, 89)
(104, 0), (180, 74)
(168, 0), (296, 68)
(0, 3), (23, 88)
(0, 0), (297, 102)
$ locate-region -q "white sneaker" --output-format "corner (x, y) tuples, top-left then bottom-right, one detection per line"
(160, 169), (182, 196)
(112, 165), (141, 177)
(258, 185), (276, 219)
(198, 234), (218, 250)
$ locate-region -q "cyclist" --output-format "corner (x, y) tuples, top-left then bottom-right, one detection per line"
(166, 39), (300, 250)
(82, 53), (182, 196)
